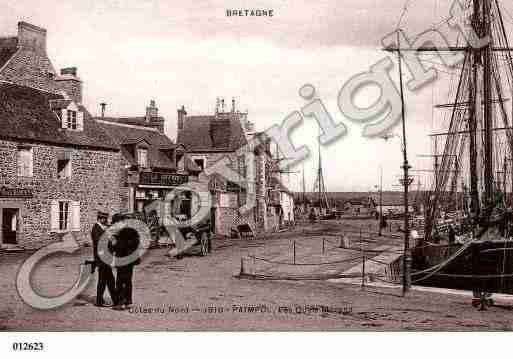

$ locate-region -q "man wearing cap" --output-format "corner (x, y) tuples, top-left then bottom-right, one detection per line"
(92, 211), (117, 307)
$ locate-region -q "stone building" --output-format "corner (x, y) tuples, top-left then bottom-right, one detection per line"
(343, 197), (377, 217)
(0, 21), (121, 249)
(176, 99), (283, 236)
(94, 101), (201, 214)
(0, 84), (120, 249)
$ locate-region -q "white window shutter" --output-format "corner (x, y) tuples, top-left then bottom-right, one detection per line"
(50, 200), (59, 232)
(27, 149), (33, 177)
(16, 150), (22, 177)
(77, 111), (84, 131)
(61, 110), (68, 128)
(71, 201), (80, 232)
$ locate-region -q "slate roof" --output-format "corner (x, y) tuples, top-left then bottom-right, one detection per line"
(0, 82), (118, 151)
(98, 120), (177, 169)
(177, 113), (247, 152)
(98, 119), (201, 173)
(0, 37), (18, 69)
(100, 116), (164, 128)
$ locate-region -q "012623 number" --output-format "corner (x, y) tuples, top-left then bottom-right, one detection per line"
(12, 342), (44, 351)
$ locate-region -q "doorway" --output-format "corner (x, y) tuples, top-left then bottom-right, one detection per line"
(2, 208), (19, 244)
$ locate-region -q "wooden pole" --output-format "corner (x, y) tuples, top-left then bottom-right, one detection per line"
(361, 242), (366, 289)
(240, 257), (245, 276)
(397, 31), (411, 295)
(379, 165), (383, 236)
(293, 240), (296, 264)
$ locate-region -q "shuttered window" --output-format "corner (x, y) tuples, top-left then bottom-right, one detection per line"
(50, 200), (80, 232)
(67, 110), (77, 129)
(137, 148), (148, 168)
(17, 147), (33, 177)
(59, 201), (69, 230)
(61, 109), (84, 131)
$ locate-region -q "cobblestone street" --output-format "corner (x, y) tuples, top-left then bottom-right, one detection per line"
(2, 221), (513, 331)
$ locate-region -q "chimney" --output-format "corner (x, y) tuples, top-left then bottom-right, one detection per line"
(17, 21), (47, 55)
(145, 99), (158, 122)
(177, 105), (187, 131)
(55, 67), (82, 104)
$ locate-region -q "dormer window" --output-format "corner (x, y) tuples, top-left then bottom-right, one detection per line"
(137, 148), (148, 168)
(55, 101), (84, 131)
(67, 110), (77, 129)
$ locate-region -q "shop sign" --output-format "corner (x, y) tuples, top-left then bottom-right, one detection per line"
(140, 172), (188, 186)
(0, 186), (33, 198)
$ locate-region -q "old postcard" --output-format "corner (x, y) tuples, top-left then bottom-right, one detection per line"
(1, 0), (513, 356)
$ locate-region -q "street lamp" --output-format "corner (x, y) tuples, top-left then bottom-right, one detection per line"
(397, 37), (411, 296)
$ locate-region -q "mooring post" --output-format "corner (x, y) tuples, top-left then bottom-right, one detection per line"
(361, 244), (366, 289)
(293, 240), (296, 265)
(240, 257), (245, 276)
(322, 238), (325, 255)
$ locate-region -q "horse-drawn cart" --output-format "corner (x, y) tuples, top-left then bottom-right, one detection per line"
(112, 210), (213, 258)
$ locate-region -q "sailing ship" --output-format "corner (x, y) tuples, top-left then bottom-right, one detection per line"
(313, 137), (338, 219)
(393, 0), (513, 299)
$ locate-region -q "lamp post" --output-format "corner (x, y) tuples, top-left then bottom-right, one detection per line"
(397, 34), (411, 296)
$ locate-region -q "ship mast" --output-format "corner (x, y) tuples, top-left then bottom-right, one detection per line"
(313, 134), (330, 214)
(387, 0), (513, 242)
(481, 0), (494, 206)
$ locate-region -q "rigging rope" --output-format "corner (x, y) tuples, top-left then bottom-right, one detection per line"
(395, 0), (412, 30)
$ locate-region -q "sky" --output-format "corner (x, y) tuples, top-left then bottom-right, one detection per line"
(2, 0), (513, 192)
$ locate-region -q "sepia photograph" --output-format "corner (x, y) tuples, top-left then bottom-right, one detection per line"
(1, 0), (513, 356)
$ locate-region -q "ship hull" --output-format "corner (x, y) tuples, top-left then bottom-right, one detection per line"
(412, 240), (513, 294)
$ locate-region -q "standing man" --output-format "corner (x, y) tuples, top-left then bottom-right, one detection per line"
(112, 226), (141, 310)
(91, 211), (117, 307)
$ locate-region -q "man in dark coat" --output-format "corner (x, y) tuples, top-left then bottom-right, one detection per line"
(112, 225), (141, 310)
(91, 211), (117, 307)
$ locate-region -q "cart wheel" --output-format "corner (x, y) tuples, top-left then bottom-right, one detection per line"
(200, 232), (209, 256)
(207, 232), (213, 253)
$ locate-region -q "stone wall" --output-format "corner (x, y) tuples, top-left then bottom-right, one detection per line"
(216, 202), (257, 237)
(0, 139), (121, 249)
